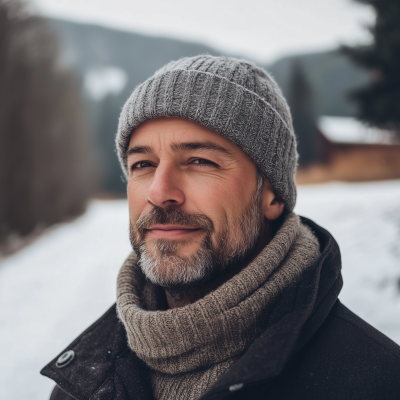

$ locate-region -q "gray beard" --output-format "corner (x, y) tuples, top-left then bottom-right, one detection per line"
(130, 175), (263, 290)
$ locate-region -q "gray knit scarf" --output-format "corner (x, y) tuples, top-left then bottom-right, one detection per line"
(117, 213), (320, 400)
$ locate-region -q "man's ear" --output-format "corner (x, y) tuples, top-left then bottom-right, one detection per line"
(261, 180), (285, 221)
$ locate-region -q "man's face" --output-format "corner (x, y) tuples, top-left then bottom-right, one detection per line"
(127, 117), (263, 289)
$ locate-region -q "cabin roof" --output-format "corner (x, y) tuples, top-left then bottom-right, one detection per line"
(317, 116), (396, 145)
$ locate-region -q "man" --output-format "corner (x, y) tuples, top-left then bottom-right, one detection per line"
(42, 55), (400, 400)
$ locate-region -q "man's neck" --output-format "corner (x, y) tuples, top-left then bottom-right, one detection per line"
(165, 219), (273, 309)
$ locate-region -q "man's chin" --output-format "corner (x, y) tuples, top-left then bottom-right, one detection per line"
(137, 245), (214, 289)
(145, 238), (202, 258)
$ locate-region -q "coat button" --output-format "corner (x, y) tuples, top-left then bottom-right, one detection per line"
(56, 350), (75, 368)
(229, 383), (244, 392)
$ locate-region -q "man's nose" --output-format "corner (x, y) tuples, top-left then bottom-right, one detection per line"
(147, 163), (185, 207)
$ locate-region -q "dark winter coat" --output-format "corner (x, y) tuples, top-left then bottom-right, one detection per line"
(41, 217), (400, 400)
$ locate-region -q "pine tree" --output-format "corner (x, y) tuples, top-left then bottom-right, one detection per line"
(287, 59), (317, 166)
(343, 0), (400, 133)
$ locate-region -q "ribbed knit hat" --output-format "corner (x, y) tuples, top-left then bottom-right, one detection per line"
(116, 55), (298, 212)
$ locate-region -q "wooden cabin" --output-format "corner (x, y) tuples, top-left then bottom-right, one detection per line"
(296, 116), (400, 184)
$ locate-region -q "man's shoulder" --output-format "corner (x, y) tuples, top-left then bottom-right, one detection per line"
(264, 301), (400, 400)
(330, 301), (400, 364)
(40, 304), (130, 400)
(312, 301), (400, 374)
(299, 301), (399, 394)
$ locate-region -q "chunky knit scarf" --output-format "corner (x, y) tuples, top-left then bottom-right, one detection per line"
(117, 213), (320, 400)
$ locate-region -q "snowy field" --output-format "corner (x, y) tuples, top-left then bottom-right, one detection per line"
(1, 180), (400, 400)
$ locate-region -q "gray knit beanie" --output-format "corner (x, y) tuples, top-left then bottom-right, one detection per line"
(116, 55), (298, 212)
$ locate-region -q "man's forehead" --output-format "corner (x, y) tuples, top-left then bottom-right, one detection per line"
(127, 117), (237, 157)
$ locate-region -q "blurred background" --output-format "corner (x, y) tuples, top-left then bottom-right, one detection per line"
(0, 0), (399, 398)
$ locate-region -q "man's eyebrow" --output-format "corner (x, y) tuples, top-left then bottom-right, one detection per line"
(170, 141), (234, 158)
(126, 145), (153, 157)
(126, 142), (234, 158)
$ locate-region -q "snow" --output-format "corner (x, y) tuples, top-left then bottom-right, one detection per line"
(317, 116), (396, 144)
(1, 180), (400, 399)
(0, 201), (131, 400)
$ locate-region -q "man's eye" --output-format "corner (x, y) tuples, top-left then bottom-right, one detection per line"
(131, 161), (153, 171)
(191, 158), (216, 166)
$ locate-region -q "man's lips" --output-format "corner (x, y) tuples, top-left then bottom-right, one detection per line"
(146, 224), (201, 239)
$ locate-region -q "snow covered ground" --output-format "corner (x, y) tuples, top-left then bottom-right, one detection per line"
(1, 180), (400, 400)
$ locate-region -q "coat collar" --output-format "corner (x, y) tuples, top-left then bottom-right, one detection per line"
(41, 217), (342, 400)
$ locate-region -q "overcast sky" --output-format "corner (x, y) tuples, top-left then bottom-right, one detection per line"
(33, 0), (374, 63)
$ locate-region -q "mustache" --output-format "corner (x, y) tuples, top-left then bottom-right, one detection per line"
(134, 206), (214, 238)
